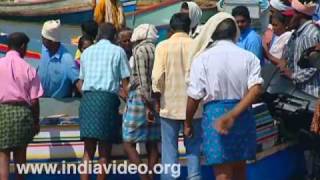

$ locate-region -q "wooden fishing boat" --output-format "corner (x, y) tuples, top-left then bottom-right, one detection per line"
(0, 0), (93, 24)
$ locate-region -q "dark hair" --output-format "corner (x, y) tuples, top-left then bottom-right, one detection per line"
(78, 35), (94, 50)
(232, 6), (251, 21)
(280, 0), (291, 6)
(96, 23), (117, 42)
(181, 2), (189, 10)
(211, 19), (237, 41)
(118, 27), (133, 35)
(170, 13), (191, 33)
(7, 32), (30, 50)
(81, 20), (98, 39)
(272, 11), (289, 26)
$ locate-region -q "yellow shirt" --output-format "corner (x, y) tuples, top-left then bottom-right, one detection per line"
(152, 33), (202, 120)
(75, 49), (81, 60)
(94, 0), (125, 30)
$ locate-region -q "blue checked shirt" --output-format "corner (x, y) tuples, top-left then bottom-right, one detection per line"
(79, 39), (131, 93)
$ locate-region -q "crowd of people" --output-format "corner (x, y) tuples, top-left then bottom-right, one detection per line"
(0, 0), (320, 180)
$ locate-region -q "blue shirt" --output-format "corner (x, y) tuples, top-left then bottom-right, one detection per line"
(259, 0), (270, 11)
(38, 45), (79, 98)
(313, 4), (320, 21)
(79, 39), (131, 94)
(237, 28), (264, 66)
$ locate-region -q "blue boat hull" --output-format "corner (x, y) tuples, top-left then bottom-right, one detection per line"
(0, 10), (93, 25)
(10, 145), (305, 180)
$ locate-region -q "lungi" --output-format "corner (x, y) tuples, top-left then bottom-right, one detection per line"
(202, 100), (256, 165)
(0, 104), (35, 150)
(80, 91), (121, 142)
(122, 90), (160, 142)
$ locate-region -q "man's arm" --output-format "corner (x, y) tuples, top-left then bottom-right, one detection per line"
(184, 57), (206, 137)
(290, 34), (320, 83)
(121, 78), (129, 100)
(76, 80), (83, 95)
(152, 44), (166, 94)
(31, 99), (40, 135)
(184, 97), (201, 137)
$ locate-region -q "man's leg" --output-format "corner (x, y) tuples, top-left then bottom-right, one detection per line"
(123, 142), (150, 180)
(97, 141), (112, 180)
(232, 161), (247, 180)
(214, 163), (233, 180)
(0, 149), (10, 180)
(81, 139), (97, 180)
(184, 119), (202, 180)
(13, 147), (27, 180)
(146, 141), (159, 179)
(161, 117), (180, 180)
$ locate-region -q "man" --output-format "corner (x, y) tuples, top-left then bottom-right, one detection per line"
(37, 20), (81, 98)
(184, 12), (263, 180)
(232, 6), (264, 65)
(180, 1), (203, 38)
(94, 0), (126, 31)
(78, 23), (131, 180)
(152, 13), (202, 180)
(281, 0), (320, 97)
(0, 33), (43, 180)
(118, 27), (133, 59)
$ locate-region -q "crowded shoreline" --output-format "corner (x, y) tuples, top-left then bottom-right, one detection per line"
(0, 0), (320, 180)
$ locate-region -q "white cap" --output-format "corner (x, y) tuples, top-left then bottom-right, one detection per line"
(41, 19), (61, 42)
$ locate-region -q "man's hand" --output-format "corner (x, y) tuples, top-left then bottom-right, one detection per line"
(315, 43), (320, 51)
(146, 108), (155, 125)
(280, 67), (293, 79)
(276, 60), (287, 70)
(119, 87), (128, 101)
(33, 121), (40, 136)
(214, 113), (235, 135)
(184, 122), (193, 138)
(311, 100), (320, 134)
(155, 101), (160, 114)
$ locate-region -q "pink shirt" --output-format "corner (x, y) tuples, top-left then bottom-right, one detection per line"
(0, 51), (43, 105)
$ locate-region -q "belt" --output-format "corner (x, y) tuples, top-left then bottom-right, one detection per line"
(0, 101), (30, 106)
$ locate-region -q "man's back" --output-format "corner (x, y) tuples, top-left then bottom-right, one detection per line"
(152, 32), (192, 120)
(0, 51), (43, 104)
(80, 39), (130, 94)
(188, 40), (263, 103)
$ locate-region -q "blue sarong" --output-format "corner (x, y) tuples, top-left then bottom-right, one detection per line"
(80, 91), (121, 142)
(202, 100), (256, 165)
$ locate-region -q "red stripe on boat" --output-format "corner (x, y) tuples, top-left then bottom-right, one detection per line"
(0, 43), (41, 59)
(126, 0), (180, 17)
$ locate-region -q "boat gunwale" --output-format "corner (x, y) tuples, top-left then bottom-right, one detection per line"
(0, 0), (87, 6)
(0, 0), (93, 16)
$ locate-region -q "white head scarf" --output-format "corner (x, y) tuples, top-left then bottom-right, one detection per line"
(186, 2), (203, 29)
(270, 0), (292, 11)
(41, 19), (61, 42)
(130, 24), (159, 42)
(189, 12), (240, 60)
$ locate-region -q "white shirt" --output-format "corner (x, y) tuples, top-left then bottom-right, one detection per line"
(269, 31), (292, 59)
(187, 40), (264, 103)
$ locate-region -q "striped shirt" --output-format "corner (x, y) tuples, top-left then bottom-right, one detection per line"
(152, 32), (201, 120)
(79, 39), (131, 93)
(129, 40), (155, 102)
(283, 21), (320, 97)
